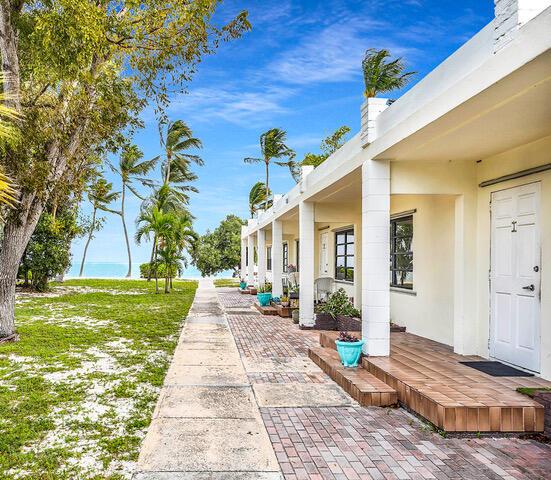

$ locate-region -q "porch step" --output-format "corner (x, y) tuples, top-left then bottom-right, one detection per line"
(253, 303), (278, 316)
(319, 331), (341, 350)
(361, 355), (545, 433)
(308, 347), (398, 407)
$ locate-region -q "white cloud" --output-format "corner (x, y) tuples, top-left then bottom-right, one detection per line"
(267, 16), (418, 85)
(168, 85), (295, 126)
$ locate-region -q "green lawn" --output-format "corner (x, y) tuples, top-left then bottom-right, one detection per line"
(0, 278), (197, 480)
(213, 278), (240, 288)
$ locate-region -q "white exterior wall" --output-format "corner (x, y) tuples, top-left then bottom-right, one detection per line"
(390, 195), (456, 346)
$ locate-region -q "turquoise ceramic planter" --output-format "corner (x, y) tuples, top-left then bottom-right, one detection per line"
(239, 281), (247, 289)
(257, 292), (272, 307)
(335, 340), (365, 367)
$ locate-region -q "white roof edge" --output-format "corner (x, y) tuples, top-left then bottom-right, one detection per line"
(242, 8), (551, 238)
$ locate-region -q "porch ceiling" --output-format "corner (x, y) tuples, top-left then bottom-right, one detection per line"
(374, 50), (551, 163)
(307, 169), (361, 206)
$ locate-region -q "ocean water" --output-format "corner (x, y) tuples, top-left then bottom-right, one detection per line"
(66, 262), (233, 279)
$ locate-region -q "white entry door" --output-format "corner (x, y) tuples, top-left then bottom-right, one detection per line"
(320, 232), (329, 275)
(490, 182), (541, 372)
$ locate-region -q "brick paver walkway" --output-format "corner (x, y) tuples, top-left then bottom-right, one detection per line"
(220, 289), (551, 480)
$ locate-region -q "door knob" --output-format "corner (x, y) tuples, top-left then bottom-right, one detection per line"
(522, 284), (535, 291)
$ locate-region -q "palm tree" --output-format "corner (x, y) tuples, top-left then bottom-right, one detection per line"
(80, 178), (120, 277)
(140, 120), (202, 281)
(158, 214), (196, 291)
(111, 144), (156, 277)
(157, 120), (203, 185)
(274, 154), (301, 183)
(0, 169), (17, 208)
(362, 49), (415, 98)
(244, 128), (294, 206)
(135, 206), (176, 293)
(249, 181), (272, 216)
(0, 77), (21, 208)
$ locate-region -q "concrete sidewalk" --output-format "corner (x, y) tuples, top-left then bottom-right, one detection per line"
(134, 278), (281, 480)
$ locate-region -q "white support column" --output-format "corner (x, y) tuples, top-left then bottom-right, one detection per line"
(272, 220), (283, 297)
(453, 194), (478, 355)
(257, 229), (266, 286)
(240, 237), (247, 281)
(299, 201), (315, 327)
(247, 234), (255, 285)
(361, 159), (390, 356)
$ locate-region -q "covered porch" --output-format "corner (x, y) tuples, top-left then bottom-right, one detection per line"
(313, 330), (551, 432)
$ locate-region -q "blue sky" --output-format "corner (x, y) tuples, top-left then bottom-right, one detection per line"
(70, 0), (494, 276)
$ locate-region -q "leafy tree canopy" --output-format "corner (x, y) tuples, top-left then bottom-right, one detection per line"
(19, 207), (83, 291)
(191, 214), (245, 277)
(301, 125), (350, 168)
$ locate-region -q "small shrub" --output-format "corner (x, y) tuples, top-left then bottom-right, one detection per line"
(318, 288), (360, 318)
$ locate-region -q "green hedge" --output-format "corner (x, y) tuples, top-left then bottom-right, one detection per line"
(139, 263), (178, 278)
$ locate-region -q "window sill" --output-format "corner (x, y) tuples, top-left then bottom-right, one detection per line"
(390, 287), (417, 296)
(335, 279), (354, 285)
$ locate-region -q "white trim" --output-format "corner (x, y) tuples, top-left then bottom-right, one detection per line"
(391, 209), (417, 220)
(390, 287), (417, 296)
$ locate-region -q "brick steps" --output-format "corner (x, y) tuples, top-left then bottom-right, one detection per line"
(317, 331), (545, 432)
(308, 347), (398, 407)
(253, 303), (278, 315)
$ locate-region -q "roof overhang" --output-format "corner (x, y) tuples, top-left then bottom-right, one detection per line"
(369, 9), (551, 162)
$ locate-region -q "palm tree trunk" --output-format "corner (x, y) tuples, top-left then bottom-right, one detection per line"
(146, 236), (156, 281)
(153, 243), (159, 294)
(121, 183), (132, 278)
(80, 207), (96, 277)
(265, 160), (269, 209)
(164, 271), (169, 293)
(165, 150), (171, 183)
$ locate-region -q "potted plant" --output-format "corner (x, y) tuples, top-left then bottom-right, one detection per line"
(257, 282), (272, 307)
(280, 295), (289, 307)
(335, 331), (364, 367)
(318, 288), (361, 331)
(292, 309), (300, 324)
(239, 278), (247, 289)
(289, 283), (299, 300)
(314, 304), (337, 330)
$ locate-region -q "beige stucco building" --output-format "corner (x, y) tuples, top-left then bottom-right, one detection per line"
(241, 1), (551, 380)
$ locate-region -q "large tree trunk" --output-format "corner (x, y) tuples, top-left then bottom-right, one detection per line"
(79, 207), (96, 276)
(121, 183), (132, 278)
(0, 3), (21, 111)
(0, 198), (44, 337)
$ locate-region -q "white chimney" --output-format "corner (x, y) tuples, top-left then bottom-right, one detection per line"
(360, 98), (390, 148)
(494, 0), (551, 52)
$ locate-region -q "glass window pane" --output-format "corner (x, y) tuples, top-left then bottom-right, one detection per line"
(345, 267), (354, 281)
(336, 233), (345, 244)
(336, 244), (345, 256)
(394, 218), (412, 236)
(336, 266), (345, 280)
(393, 254), (413, 271)
(336, 256), (345, 267)
(346, 244), (354, 255)
(346, 232), (354, 243)
(394, 236), (412, 253)
(393, 271), (413, 288)
(346, 254), (354, 266)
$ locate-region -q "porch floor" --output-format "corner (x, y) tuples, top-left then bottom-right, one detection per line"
(319, 331), (550, 432)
